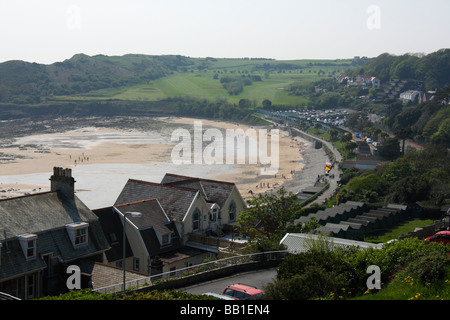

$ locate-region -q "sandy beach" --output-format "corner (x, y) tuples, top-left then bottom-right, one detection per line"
(0, 117), (312, 208)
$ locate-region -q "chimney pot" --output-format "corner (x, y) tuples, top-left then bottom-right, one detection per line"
(50, 167), (75, 198)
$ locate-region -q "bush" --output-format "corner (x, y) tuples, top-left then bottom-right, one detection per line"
(265, 237), (449, 299)
(266, 249), (358, 299)
(404, 252), (447, 284)
(266, 265), (351, 300)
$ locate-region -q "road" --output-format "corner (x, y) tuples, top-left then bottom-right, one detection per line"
(181, 268), (278, 296)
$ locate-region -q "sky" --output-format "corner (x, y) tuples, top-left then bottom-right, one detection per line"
(0, 0), (449, 64)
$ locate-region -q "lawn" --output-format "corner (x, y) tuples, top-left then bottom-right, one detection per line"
(364, 218), (436, 243)
(354, 264), (450, 300)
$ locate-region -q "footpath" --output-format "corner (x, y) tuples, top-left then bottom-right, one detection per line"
(265, 119), (343, 205)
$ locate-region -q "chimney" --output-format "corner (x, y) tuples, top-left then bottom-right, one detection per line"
(50, 167), (76, 198)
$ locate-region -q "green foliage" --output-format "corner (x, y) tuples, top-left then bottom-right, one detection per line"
(404, 251), (447, 285)
(220, 75), (253, 95)
(377, 137), (401, 160)
(338, 144), (449, 205)
(351, 49), (450, 90)
(121, 290), (216, 300)
(238, 187), (301, 241)
(39, 289), (216, 300)
(265, 237), (449, 300)
(38, 289), (115, 300)
(266, 249), (357, 300)
(0, 54), (193, 103)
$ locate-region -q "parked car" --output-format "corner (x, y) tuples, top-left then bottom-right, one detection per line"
(222, 284), (264, 300)
(425, 231), (450, 245)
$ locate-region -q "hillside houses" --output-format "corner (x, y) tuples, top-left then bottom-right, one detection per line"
(0, 168), (246, 299)
(335, 74), (380, 89)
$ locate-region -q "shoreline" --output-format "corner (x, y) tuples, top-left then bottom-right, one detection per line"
(0, 116), (312, 207)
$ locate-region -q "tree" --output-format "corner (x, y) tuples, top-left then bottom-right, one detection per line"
(238, 98), (251, 108)
(340, 132), (352, 143)
(238, 187), (300, 241)
(262, 99), (272, 108)
(378, 137), (401, 160)
(329, 129), (339, 142)
(395, 127), (412, 154)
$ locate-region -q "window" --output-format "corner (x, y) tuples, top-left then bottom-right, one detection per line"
(192, 208), (201, 231)
(26, 240), (35, 258)
(18, 234), (37, 260)
(74, 227), (87, 245)
(210, 207), (218, 222)
(65, 222), (89, 247)
(27, 274), (35, 299)
(162, 234), (170, 246)
(228, 201), (237, 222)
(133, 257), (140, 271)
(108, 232), (118, 244)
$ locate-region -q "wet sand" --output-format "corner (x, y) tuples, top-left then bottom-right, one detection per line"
(0, 117), (312, 208)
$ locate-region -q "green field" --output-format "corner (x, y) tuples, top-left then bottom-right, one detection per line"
(55, 57), (353, 107)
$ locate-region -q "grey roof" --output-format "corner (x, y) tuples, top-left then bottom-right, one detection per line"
(295, 201), (366, 225)
(92, 206), (134, 262)
(114, 179), (199, 221)
(114, 199), (171, 236)
(280, 233), (383, 253)
(161, 173), (236, 208)
(0, 191), (101, 241)
(0, 191), (109, 281)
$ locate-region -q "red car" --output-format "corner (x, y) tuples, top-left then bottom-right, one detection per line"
(222, 284), (264, 300)
(425, 231), (450, 245)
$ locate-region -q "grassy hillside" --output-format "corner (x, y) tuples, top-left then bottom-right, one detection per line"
(51, 57), (353, 107)
(0, 54), (353, 106)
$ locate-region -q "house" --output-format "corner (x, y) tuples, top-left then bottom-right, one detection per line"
(418, 91), (435, 104)
(107, 173), (246, 275)
(371, 77), (380, 90)
(94, 199), (212, 276)
(115, 174), (246, 242)
(160, 173), (247, 234)
(0, 167), (109, 299)
(400, 90), (420, 103)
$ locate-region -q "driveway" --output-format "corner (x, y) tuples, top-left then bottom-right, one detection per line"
(181, 268), (278, 296)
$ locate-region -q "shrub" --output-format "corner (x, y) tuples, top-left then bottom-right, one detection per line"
(404, 252), (447, 284)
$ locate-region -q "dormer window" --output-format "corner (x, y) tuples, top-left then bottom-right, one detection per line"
(18, 233), (37, 260)
(162, 234), (170, 246)
(66, 222), (89, 247)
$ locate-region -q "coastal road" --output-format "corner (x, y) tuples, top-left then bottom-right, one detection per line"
(181, 268), (278, 296)
(292, 127), (343, 205)
(266, 118), (343, 205)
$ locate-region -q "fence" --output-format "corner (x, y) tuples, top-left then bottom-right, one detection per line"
(399, 220), (447, 240)
(94, 250), (291, 295)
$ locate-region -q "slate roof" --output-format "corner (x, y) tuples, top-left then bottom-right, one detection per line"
(114, 199), (172, 236)
(161, 173), (237, 208)
(92, 206), (134, 262)
(0, 191), (109, 281)
(0, 191), (99, 240)
(114, 179), (200, 222)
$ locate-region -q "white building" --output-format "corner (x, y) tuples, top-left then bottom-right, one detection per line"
(400, 90), (420, 103)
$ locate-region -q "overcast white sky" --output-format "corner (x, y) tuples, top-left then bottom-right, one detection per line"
(0, 0), (449, 64)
